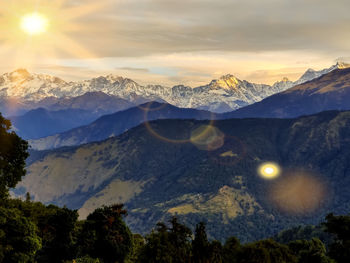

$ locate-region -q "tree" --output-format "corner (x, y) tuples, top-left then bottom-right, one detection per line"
(192, 222), (211, 263)
(138, 223), (173, 263)
(69, 256), (100, 263)
(79, 204), (133, 263)
(0, 113), (28, 199)
(6, 198), (80, 262)
(238, 239), (297, 263)
(222, 237), (241, 263)
(126, 234), (145, 263)
(288, 238), (334, 263)
(168, 217), (192, 263)
(36, 206), (79, 263)
(0, 207), (41, 262)
(138, 217), (192, 263)
(323, 213), (350, 262)
(209, 240), (223, 263)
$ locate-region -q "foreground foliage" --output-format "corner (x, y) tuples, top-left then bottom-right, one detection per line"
(2, 197), (348, 263)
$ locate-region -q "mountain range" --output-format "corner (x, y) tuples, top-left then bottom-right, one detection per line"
(1, 62), (347, 114)
(15, 110), (350, 242)
(224, 67), (350, 119)
(29, 66), (350, 150)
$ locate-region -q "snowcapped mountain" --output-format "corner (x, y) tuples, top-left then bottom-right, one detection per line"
(294, 61), (350, 86)
(0, 63), (347, 113)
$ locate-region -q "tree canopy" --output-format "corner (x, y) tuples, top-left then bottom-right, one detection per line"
(0, 113), (28, 199)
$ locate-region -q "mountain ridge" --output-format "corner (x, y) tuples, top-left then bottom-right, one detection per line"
(29, 102), (217, 150)
(9, 107), (102, 140)
(223, 67), (350, 119)
(1, 63), (346, 113)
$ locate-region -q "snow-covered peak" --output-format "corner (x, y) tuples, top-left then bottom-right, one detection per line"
(105, 74), (129, 83)
(0, 62), (343, 113)
(294, 63), (342, 86)
(335, 61), (350, 69)
(7, 69), (31, 80)
(219, 74), (239, 81)
(3, 69), (65, 84)
(209, 74), (241, 90)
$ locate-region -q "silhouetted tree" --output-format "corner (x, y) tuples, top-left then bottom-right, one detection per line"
(209, 240), (223, 263)
(238, 239), (297, 263)
(192, 222), (211, 263)
(0, 113), (28, 199)
(222, 237), (241, 263)
(36, 206), (79, 263)
(25, 192), (31, 202)
(79, 204), (133, 263)
(138, 223), (173, 263)
(324, 213), (350, 262)
(169, 217), (192, 263)
(138, 217), (192, 263)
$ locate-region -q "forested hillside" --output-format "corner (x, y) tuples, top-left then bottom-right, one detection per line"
(16, 110), (350, 242)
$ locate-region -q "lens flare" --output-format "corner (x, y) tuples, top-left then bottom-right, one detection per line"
(269, 172), (327, 214)
(258, 162), (281, 180)
(142, 102), (216, 144)
(190, 125), (225, 151)
(20, 13), (48, 35)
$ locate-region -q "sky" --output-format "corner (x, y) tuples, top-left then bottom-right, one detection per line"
(0, 0), (349, 87)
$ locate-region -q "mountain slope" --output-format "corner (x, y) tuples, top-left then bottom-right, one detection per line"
(0, 92), (135, 118)
(37, 91), (135, 114)
(16, 111), (350, 241)
(1, 63), (344, 113)
(29, 102), (216, 150)
(224, 68), (350, 119)
(9, 108), (102, 139)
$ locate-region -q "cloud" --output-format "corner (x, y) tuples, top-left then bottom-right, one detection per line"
(117, 67), (150, 73)
(61, 0), (350, 57)
(1, 0), (349, 85)
(335, 57), (350, 63)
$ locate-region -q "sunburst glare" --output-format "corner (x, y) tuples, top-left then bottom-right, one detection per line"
(0, 0), (110, 68)
(258, 162), (281, 180)
(20, 13), (49, 35)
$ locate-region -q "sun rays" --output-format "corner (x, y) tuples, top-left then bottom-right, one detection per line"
(0, 0), (110, 69)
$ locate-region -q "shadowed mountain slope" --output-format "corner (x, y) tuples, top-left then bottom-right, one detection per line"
(16, 110), (350, 242)
(29, 102), (216, 150)
(10, 108), (101, 139)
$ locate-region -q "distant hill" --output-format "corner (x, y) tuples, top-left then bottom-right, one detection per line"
(9, 108), (101, 139)
(36, 91), (135, 114)
(224, 68), (350, 118)
(29, 102), (216, 150)
(15, 110), (350, 241)
(0, 92), (135, 117)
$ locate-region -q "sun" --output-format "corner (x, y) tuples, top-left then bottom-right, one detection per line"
(258, 162), (281, 179)
(0, 0), (110, 69)
(20, 13), (49, 35)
